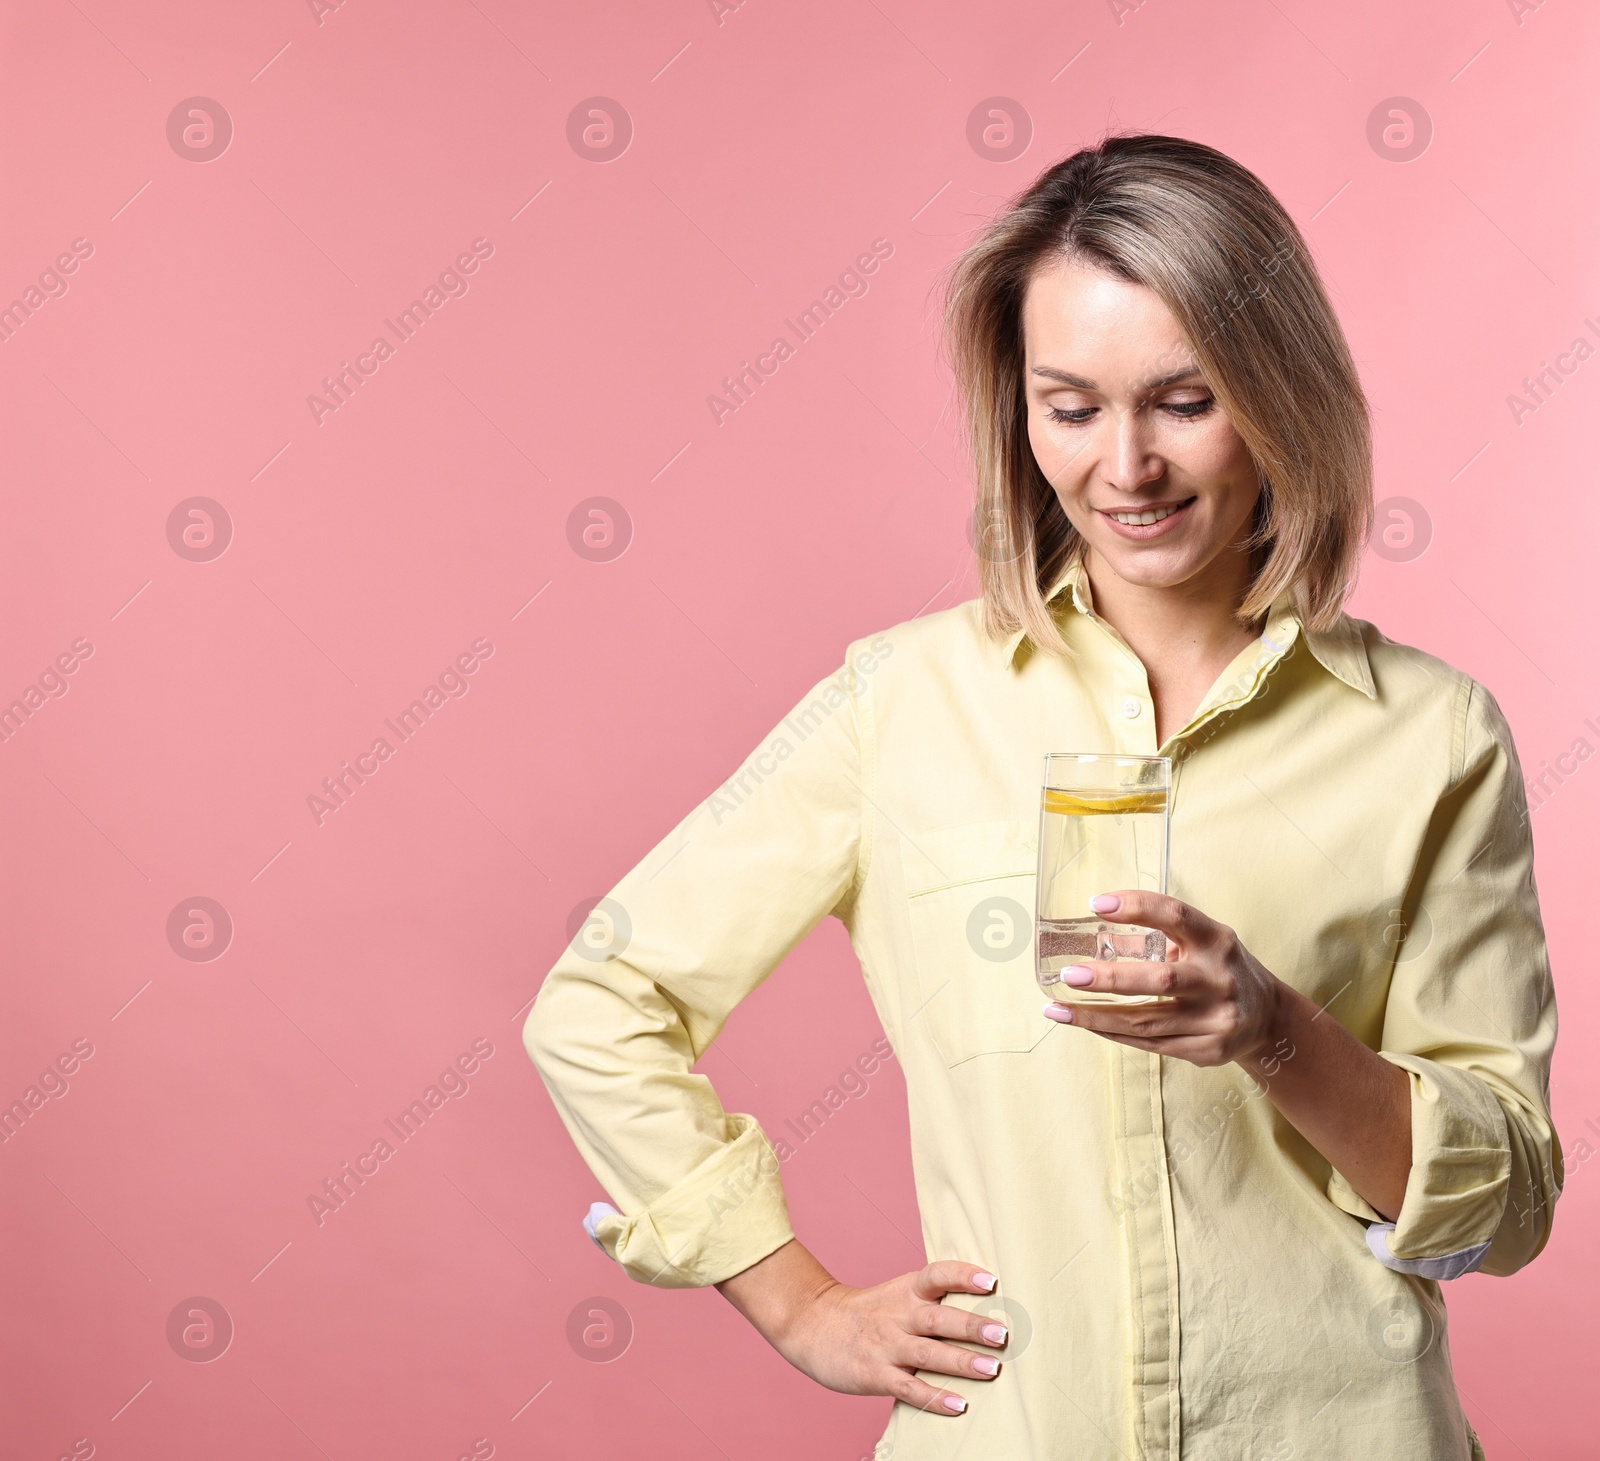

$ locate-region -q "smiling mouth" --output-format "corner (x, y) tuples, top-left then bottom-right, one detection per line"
(1101, 496), (1196, 527)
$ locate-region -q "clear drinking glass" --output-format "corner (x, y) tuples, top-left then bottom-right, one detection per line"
(1036, 752), (1171, 1007)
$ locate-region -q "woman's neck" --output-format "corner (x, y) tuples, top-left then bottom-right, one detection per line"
(1081, 543), (1263, 744)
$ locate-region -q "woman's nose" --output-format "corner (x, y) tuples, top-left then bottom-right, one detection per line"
(1100, 409), (1163, 493)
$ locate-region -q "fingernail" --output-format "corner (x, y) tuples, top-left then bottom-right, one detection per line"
(1063, 964), (1094, 987)
(973, 1271), (998, 1292)
(981, 1323), (1008, 1345)
(1089, 894), (1120, 913)
(1042, 1001), (1074, 1023)
(943, 1394), (967, 1413)
(973, 1355), (999, 1377)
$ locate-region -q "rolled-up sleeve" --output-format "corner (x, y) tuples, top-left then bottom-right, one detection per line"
(523, 652), (869, 1287)
(1330, 677), (1561, 1277)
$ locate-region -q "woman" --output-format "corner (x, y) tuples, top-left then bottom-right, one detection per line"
(526, 135), (1560, 1459)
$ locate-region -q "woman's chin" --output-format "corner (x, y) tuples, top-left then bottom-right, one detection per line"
(1088, 539), (1215, 590)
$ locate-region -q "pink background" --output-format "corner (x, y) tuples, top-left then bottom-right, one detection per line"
(2, 1), (1595, 1457)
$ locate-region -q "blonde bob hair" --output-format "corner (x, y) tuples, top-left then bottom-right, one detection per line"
(943, 133), (1372, 654)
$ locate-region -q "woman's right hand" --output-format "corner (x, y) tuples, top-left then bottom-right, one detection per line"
(715, 1239), (1009, 1415)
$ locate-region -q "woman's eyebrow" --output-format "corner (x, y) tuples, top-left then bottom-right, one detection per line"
(1145, 365), (1204, 389)
(1031, 366), (1097, 388)
(1030, 364), (1204, 391)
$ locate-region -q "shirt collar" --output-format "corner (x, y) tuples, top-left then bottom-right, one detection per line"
(1000, 557), (1375, 699)
(999, 557), (1090, 668)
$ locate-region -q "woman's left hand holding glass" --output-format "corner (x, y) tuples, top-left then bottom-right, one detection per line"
(1042, 890), (1287, 1068)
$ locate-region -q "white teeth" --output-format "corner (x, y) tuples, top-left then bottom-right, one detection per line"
(1110, 504), (1180, 526)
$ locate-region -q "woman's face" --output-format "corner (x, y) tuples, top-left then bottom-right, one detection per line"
(1021, 256), (1261, 594)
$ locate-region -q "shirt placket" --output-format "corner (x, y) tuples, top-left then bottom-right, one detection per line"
(1084, 611), (1296, 1461)
(1082, 615), (1180, 1460)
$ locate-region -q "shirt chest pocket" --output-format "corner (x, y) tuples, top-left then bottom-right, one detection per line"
(902, 820), (1050, 1067)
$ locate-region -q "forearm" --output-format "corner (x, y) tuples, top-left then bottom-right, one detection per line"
(716, 1238), (836, 1348)
(1253, 981), (1411, 1220)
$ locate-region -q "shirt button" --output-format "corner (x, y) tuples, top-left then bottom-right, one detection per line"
(1122, 697), (1142, 719)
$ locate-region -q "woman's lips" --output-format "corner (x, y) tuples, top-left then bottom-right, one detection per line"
(1097, 496), (1197, 540)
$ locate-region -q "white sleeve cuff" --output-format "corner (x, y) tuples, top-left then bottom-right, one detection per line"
(1365, 1221), (1491, 1280)
(583, 1200), (621, 1250)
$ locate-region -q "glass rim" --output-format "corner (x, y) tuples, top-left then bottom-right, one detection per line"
(1043, 752), (1171, 764)
(1042, 751), (1170, 769)
(1041, 751), (1171, 791)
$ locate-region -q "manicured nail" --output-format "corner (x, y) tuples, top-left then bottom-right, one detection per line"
(973, 1271), (998, 1292)
(943, 1394), (967, 1413)
(1063, 965), (1094, 987)
(973, 1355), (999, 1376)
(1089, 894), (1120, 913)
(981, 1323), (1008, 1345)
(1042, 1001), (1073, 1023)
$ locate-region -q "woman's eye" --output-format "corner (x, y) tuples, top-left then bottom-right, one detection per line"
(1044, 398), (1213, 425)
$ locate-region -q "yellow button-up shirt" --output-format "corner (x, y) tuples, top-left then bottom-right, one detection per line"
(526, 560), (1559, 1460)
